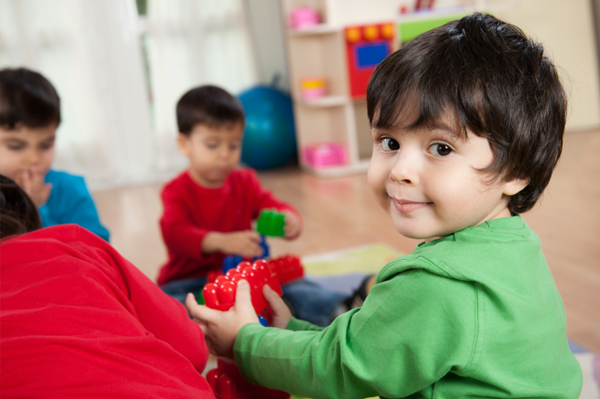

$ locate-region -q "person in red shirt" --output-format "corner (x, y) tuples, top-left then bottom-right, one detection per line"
(158, 85), (347, 326)
(0, 174), (215, 398)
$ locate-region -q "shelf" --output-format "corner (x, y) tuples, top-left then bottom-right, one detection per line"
(287, 23), (340, 37)
(297, 95), (348, 108)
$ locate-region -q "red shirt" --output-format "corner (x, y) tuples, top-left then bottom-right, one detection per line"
(158, 169), (299, 286)
(0, 225), (214, 399)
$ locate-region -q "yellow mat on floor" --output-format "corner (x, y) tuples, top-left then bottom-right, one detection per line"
(302, 243), (405, 276)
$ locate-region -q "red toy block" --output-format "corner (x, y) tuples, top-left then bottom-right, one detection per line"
(268, 255), (304, 285)
(202, 259), (283, 321)
(203, 261), (289, 399)
(207, 271), (222, 284)
(207, 359), (289, 399)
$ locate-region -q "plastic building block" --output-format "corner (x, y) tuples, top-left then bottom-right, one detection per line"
(302, 142), (348, 169)
(256, 210), (285, 237)
(268, 255), (304, 285)
(222, 255), (244, 274)
(207, 359), (289, 399)
(257, 234), (270, 259)
(202, 259), (283, 320)
(203, 261), (289, 399)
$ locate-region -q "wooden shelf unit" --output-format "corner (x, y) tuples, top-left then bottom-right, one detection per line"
(281, 1), (492, 176)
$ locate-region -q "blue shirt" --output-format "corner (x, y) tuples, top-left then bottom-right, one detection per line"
(39, 170), (110, 242)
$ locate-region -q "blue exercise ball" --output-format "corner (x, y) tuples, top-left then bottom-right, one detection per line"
(238, 86), (297, 170)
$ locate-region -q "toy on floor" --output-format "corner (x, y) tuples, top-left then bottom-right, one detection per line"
(256, 210), (286, 236)
(201, 260), (290, 399)
(269, 254), (304, 285)
(221, 236), (270, 275)
(208, 254), (304, 291)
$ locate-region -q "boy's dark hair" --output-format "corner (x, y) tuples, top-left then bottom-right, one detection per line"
(0, 174), (42, 240)
(367, 12), (566, 214)
(0, 67), (61, 130)
(176, 85), (245, 135)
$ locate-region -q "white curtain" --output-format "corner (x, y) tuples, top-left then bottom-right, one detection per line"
(145, 0), (258, 173)
(0, 0), (258, 189)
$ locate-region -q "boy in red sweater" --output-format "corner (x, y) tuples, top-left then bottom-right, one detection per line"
(158, 85), (347, 326)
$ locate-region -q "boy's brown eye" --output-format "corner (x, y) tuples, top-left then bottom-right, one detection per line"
(431, 143), (452, 156)
(382, 138), (399, 151)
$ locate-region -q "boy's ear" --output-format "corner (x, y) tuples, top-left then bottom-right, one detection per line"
(502, 177), (529, 197)
(177, 134), (190, 157)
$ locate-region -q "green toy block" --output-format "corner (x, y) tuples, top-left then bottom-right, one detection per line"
(197, 289), (205, 305)
(256, 209), (286, 236)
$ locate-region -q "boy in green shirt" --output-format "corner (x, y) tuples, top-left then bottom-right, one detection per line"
(185, 13), (583, 399)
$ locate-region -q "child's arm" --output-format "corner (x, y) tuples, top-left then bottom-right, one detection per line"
(245, 170), (303, 240)
(190, 271), (478, 399)
(201, 230), (263, 259)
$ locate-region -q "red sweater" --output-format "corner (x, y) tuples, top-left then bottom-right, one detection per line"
(158, 169), (299, 286)
(0, 225), (214, 399)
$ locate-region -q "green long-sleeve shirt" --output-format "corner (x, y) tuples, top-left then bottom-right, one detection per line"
(234, 216), (582, 399)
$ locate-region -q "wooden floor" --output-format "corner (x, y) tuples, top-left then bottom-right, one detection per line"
(94, 128), (600, 354)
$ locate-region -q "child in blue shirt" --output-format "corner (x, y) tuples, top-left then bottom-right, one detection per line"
(0, 67), (109, 242)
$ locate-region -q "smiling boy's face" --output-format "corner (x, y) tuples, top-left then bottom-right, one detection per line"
(0, 124), (56, 185)
(178, 122), (244, 188)
(367, 111), (527, 241)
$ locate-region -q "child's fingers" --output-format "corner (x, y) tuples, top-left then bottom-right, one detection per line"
(234, 280), (259, 323)
(246, 230), (261, 243)
(283, 212), (301, 239)
(263, 285), (284, 310)
(263, 285), (291, 315)
(185, 293), (219, 322)
(20, 170), (32, 193)
(234, 280), (253, 310)
(42, 183), (52, 204)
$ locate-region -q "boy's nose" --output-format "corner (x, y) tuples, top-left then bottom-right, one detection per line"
(24, 149), (42, 166)
(389, 152), (419, 185)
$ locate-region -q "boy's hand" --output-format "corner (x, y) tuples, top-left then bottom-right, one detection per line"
(20, 167), (51, 207)
(283, 211), (301, 240)
(203, 231), (263, 258)
(185, 280), (259, 359)
(263, 284), (292, 329)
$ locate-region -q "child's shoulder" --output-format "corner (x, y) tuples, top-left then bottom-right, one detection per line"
(44, 169), (90, 201)
(380, 216), (539, 281)
(45, 169), (85, 186)
(162, 170), (194, 191)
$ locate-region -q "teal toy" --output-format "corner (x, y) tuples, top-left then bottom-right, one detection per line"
(256, 210), (285, 236)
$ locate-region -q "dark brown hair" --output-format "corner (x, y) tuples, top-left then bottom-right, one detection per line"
(0, 67), (61, 130)
(176, 85), (244, 135)
(0, 174), (41, 240)
(367, 12), (566, 214)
